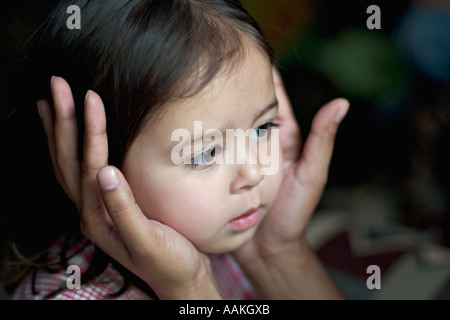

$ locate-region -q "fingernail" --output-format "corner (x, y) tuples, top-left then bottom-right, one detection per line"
(98, 166), (120, 191)
(334, 100), (350, 124)
(85, 90), (95, 105)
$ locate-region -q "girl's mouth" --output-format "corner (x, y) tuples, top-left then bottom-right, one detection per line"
(229, 205), (262, 231)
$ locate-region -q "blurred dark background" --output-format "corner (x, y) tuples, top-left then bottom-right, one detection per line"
(1, 0), (450, 299)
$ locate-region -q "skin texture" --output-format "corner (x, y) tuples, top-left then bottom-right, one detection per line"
(37, 44), (349, 298)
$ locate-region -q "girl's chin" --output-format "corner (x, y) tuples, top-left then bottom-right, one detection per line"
(194, 231), (257, 255)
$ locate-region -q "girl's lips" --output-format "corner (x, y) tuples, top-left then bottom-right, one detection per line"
(229, 206), (262, 231)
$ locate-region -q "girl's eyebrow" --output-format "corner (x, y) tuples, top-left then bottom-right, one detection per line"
(195, 99), (279, 141)
(253, 99), (279, 121)
(165, 99), (279, 154)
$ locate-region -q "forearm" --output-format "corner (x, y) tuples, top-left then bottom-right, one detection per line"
(238, 240), (345, 300)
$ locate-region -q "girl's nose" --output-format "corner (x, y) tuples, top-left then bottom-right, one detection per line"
(230, 162), (264, 193)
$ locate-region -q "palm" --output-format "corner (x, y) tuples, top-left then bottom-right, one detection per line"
(40, 77), (219, 299)
(233, 68), (348, 264)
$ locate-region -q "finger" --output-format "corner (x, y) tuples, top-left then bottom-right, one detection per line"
(272, 67), (302, 163)
(38, 98), (67, 191)
(37, 99), (56, 166)
(80, 90), (109, 222)
(82, 90), (108, 171)
(50, 76), (81, 204)
(273, 67), (297, 128)
(96, 166), (163, 258)
(296, 98), (349, 187)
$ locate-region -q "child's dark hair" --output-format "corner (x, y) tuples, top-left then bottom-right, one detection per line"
(1, 0), (274, 298)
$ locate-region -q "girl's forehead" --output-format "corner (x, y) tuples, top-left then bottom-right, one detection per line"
(126, 48), (277, 163)
(142, 46), (275, 132)
(185, 71), (269, 119)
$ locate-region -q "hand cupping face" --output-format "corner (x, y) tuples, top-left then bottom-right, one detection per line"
(121, 45), (283, 254)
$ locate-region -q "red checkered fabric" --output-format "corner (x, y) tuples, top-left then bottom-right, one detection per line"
(9, 238), (256, 300)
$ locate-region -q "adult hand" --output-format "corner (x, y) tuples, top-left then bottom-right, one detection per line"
(37, 76), (222, 300)
(232, 67), (349, 298)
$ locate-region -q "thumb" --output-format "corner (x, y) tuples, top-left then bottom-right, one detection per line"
(296, 98), (350, 188)
(97, 166), (164, 251)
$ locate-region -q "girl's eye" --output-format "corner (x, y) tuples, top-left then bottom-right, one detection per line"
(188, 146), (221, 170)
(252, 121), (280, 140)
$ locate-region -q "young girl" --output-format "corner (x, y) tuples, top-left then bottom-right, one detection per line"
(1, 0), (348, 300)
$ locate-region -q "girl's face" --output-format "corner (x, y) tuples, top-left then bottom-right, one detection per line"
(122, 46), (284, 253)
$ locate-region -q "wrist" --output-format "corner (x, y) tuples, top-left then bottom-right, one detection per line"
(236, 236), (312, 269)
(156, 267), (223, 300)
(235, 238), (345, 299)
